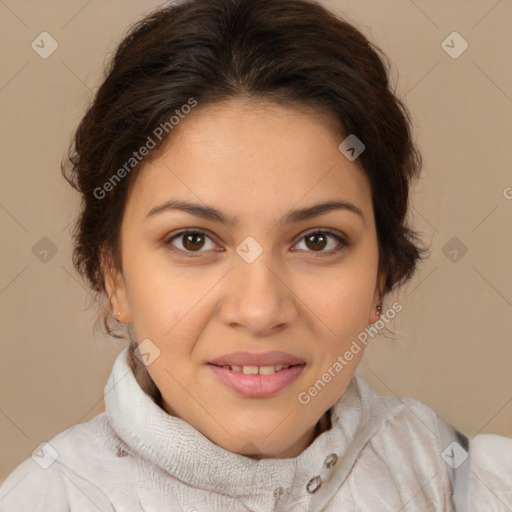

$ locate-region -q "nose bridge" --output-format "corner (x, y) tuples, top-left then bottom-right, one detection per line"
(222, 247), (297, 332)
(235, 231), (281, 289)
(237, 246), (283, 304)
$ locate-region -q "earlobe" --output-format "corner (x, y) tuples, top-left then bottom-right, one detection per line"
(368, 272), (386, 325)
(101, 252), (133, 324)
(368, 295), (382, 326)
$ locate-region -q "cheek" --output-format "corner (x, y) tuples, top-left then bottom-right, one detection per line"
(121, 244), (178, 329)
(300, 262), (377, 334)
(305, 286), (372, 364)
(129, 279), (187, 336)
(124, 256), (213, 349)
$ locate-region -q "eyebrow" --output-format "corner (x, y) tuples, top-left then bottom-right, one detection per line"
(145, 199), (364, 226)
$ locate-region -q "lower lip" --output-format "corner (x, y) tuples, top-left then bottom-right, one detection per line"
(207, 364), (305, 398)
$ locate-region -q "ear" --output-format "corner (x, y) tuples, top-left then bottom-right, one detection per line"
(368, 271), (386, 325)
(101, 251), (133, 324)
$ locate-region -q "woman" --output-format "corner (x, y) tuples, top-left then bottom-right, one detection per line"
(1, 0), (510, 510)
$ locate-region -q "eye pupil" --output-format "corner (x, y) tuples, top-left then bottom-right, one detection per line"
(306, 233), (327, 251)
(183, 232), (204, 251)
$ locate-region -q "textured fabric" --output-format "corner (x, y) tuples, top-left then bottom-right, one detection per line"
(1, 347), (511, 511)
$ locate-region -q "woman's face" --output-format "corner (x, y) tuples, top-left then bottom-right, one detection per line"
(105, 97), (384, 458)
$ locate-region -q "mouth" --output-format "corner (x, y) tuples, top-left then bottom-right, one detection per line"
(208, 362), (303, 375)
(207, 362), (306, 398)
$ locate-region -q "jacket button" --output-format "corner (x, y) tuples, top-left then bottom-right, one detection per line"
(324, 453), (338, 469)
(306, 475), (322, 494)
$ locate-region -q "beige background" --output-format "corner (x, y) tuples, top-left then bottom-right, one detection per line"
(1, 0), (511, 483)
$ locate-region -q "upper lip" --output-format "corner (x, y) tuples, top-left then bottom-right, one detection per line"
(208, 351), (305, 367)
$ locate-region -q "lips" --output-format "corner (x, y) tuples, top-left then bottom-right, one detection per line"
(207, 363), (305, 398)
(206, 350), (306, 397)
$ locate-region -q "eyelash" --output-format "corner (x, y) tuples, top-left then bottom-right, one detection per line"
(164, 228), (350, 258)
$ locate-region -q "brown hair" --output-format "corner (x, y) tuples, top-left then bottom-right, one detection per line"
(62, 0), (429, 398)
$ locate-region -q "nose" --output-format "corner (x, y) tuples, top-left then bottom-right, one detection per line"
(219, 255), (298, 337)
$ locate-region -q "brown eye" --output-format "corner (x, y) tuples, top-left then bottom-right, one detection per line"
(305, 232), (328, 251)
(165, 230), (216, 254)
(182, 232), (205, 251)
(294, 229), (349, 256)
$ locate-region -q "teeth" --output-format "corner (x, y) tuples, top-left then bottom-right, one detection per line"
(259, 365), (277, 375)
(242, 365), (259, 375)
(228, 364), (291, 374)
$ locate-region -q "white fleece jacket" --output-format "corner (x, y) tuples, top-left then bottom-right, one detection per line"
(0, 347), (511, 511)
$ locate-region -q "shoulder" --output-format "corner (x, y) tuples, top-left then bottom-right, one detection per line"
(0, 454), (68, 512)
(353, 376), (512, 509)
(0, 413), (129, 511)
(372, 388), (512, 509)
(469, 433), (512, 509)
(352, 374), (444, 439)
(363, 387), (448, 462)
(347, 376), (458, 507)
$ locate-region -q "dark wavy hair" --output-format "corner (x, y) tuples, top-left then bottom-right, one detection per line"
(62, 0), (429, 399)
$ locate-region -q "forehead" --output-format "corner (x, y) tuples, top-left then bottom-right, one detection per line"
(124, 98), (373, 226)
